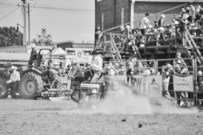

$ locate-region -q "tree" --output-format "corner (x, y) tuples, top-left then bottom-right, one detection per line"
(0, 26), (23, 47)
(32, 28), (54, 46)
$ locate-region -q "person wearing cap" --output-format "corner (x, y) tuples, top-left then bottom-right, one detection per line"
(28, 43), (37, 68)
(6, 66), (20, 98)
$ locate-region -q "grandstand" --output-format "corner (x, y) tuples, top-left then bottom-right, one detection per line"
(95, 0), (203, 63)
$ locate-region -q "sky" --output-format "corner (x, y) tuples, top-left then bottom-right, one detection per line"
(0, 0), (95, 43)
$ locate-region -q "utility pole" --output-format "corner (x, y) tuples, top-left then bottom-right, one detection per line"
(22, 0), (27, 46)
(28, 3), (30, 44)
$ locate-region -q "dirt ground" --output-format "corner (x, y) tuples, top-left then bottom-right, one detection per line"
(0, 97), (203, 135)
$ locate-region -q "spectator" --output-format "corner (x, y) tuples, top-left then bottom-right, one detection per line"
(139, 13), (151, 45)
(6, 66), (20, 98)
(179, 13), (189, 45)
(95, 25), (103, 48)
(187, 3), (196, 23)
(162, 63), (173, 98)
(158, 14), (166, 27)
(126, 61), (134, 85)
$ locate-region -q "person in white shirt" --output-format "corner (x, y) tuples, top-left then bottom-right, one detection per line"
(139, 13), (150, 45)
(90, 50), (105, 83)
(7, 66), (20, 98)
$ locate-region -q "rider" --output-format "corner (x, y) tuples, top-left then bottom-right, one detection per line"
(90, 50), (104, 83)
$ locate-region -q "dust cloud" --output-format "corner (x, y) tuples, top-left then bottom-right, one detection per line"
(61, 80), (198, 115)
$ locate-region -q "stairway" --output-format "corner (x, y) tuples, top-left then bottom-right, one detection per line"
(184, 27), (203, 64)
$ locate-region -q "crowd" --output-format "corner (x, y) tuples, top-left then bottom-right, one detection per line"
(95, 3), (203, 54)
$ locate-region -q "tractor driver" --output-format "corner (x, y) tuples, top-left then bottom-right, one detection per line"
(28, 44), (37, 68)
(6, 66), (20, 98)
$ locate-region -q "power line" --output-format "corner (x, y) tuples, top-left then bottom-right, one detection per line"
(0, 7), (19, 21)
(33, 6), (95, 12)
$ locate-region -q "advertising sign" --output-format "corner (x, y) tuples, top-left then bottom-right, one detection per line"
(131, 75), (162, 97)
(173, 75), (194, 92)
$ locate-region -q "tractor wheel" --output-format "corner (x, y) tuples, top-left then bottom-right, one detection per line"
(19, 73), (43, 99)
(0, 77), (8, 99)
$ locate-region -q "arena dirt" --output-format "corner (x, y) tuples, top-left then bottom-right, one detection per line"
(0, 81), (202, 135)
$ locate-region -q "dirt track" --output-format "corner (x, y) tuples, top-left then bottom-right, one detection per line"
(0, 98), (203, 135)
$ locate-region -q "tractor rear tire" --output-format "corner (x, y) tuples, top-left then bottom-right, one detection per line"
(19, 73), (43, 99)
(0, 77), (8, 99)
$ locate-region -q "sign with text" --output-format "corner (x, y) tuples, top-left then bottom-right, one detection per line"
(173, 75), (194, 92)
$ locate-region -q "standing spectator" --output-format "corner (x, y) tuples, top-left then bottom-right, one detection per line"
(187, 3), (196, 23)
(179, 13), (189, 45)
(6, 66), (20, 98)
(195, 5), (202, 22)
(95, 25), (103, 48)
(158, 14), (166, 27)
(139, 13), (150, 45)
(126, 61), (134, 85)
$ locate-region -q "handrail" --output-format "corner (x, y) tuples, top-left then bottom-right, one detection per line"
(110, 34), (122, 60)
(103, 3), (187, 33)
(185, 27), (203, 64)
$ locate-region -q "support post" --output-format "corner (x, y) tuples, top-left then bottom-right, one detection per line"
(130, 0), (136, 29)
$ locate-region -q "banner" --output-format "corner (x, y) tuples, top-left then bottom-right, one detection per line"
(173, 75), (194, 92)
(131, 75), (162, 97)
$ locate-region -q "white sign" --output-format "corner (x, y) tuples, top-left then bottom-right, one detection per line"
(173, 75), (193, 92)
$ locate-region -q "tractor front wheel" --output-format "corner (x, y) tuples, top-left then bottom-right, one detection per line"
(19, 73), (43, 99)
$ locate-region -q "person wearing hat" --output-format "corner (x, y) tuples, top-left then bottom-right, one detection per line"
(6, 66), (20, 98)
(28, 43), (37, 68)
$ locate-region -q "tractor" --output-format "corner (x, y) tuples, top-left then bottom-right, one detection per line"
(0, 48), (71, 99)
